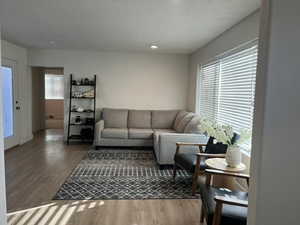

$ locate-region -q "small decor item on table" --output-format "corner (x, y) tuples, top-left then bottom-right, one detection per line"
(224, 129), (251, 167)
(225, 145), (242, 168)
(198, 119), (251, 168)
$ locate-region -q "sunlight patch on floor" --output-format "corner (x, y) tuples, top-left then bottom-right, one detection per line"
(7, 200), (104, 225)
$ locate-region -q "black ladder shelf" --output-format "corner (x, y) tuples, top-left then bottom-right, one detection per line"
(67, 74), (96, 144)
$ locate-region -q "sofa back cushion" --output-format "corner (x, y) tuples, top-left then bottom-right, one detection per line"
(103, 108), (128, 128)
(175, 113), (194, 132)
(151, 110), (178, 129)
(184, 115), (201, 133)
(128, 110), (151, 128)
(173, 111), (189, 130)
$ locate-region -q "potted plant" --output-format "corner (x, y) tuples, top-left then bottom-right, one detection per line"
(198, 119), (251, 167)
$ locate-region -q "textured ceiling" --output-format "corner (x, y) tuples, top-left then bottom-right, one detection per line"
(0, 0), (260, 53)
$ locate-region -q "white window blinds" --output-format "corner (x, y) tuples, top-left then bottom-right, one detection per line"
(217, 45), (258, 132)
(198, 61), (219, 121)
(198, 41), (258, 151)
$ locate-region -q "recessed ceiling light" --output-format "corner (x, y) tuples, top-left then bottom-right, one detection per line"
(150, 44), (159, 49)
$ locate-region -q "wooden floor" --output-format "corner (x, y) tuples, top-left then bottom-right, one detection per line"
(5, 129), (201, 225)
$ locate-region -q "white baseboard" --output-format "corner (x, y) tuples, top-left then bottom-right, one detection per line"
(20, 134), (34, 145)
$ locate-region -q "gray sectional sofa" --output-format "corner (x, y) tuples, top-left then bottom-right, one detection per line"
(95, 108), (208, 165)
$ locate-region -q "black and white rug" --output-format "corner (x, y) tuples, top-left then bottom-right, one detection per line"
(53, 149), (196, 200)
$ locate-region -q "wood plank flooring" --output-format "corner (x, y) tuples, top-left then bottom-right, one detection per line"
(5, 129), (201, 225)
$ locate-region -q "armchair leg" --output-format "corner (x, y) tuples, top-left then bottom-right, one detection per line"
(192, 172), (198, 195)
(192, 154), (201, 195)
(212, 202), (223, 225)
(173, 164), (177, 182)
(200, 205), (205, 223)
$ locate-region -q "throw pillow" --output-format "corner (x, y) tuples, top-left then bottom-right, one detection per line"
(184, 115), (201, 133)
(175, 113), (194, 132)
(173, 111), (188, 130)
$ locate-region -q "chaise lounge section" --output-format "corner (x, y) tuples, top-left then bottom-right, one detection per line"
(95, 108), (207, 165)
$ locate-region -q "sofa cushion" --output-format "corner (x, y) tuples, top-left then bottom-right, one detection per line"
(102, 128), (128, 139)
(128, 110), (151, 128)
(153, 129), (177, 134)
(103, 108), (128, 128)
(151, 110), (178, 129)
(184, 115), (201, 133)
(128, 128), (153, 139)
(175, 113), (194, 132)
(173, 111), (189, 129)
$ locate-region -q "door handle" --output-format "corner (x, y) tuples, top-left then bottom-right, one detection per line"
(16, 106), (20, 110)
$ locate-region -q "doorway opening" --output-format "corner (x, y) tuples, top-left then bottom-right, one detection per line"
(31, 67), (64, 137)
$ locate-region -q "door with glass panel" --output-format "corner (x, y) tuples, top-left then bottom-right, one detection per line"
(1, 58), (19, 149)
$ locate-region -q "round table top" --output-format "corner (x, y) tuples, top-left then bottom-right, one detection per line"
(205, 158), (246, 172)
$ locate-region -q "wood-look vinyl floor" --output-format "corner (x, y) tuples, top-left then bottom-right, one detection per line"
(5, 129), (201, 225)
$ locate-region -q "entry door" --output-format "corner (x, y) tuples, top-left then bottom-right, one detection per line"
(1, 58), (20, 149)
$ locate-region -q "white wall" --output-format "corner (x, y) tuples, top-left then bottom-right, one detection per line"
(1, 40), (33, 145)
(28, 49), (189, 110)
(0, 31), (8, 225)
(249, 1), (300, 224)
(28, 49), (189, 138)
(187, 10), (260, 112)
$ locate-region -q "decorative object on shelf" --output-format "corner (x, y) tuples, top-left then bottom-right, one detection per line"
(71, 105), (78, 111)
(72, 91), (83, 98)
(84, 78), (90, 85)
(75, 116), (82, 124)
(67, 74), (97, 144)
(80, 128), (93, 140)
(76, 107), (84, 112)
(83, 89), (94, 98)
(197, 118), (251, 168)
(85, 118), (94, 125)
(71, 77), (95, 86)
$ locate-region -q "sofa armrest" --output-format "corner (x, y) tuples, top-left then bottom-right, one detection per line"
(160, 133), (208, 145)
(95, 120), (104, 141)
(157, 133), (208, 164)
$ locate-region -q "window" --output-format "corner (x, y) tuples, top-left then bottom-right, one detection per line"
(45, 74), (64, 99)
(1, 66), (14, 138)
(198, 41), (258, 151)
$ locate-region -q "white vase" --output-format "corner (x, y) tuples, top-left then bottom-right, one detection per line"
(226, 146), (242, 167)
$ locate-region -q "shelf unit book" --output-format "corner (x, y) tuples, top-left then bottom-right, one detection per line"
(67, 74), (96, 144)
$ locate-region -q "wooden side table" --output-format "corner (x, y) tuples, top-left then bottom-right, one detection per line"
(205, 158), (246, 172)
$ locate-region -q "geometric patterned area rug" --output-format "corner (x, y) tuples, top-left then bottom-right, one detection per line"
(53, 149), (197, 200)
